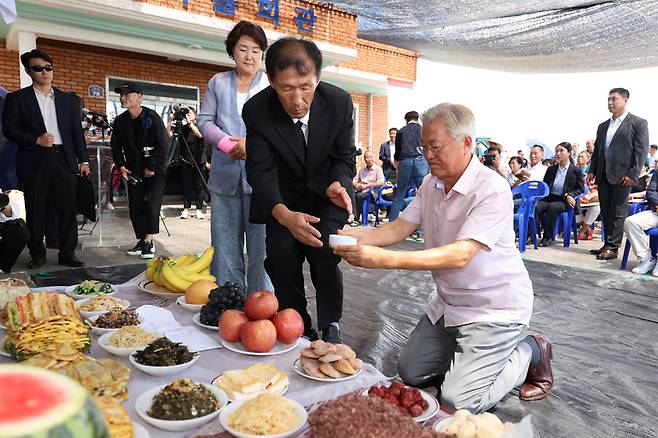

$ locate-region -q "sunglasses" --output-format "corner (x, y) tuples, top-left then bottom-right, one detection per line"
(29, 65), (53, 72)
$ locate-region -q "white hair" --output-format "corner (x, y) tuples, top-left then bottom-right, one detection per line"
(421, 103), (476, 145)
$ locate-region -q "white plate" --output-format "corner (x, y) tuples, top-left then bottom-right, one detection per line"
(292, 357), (363, 382)
(137, 279), (181, 298)
(0, 336), (10, 358)
(222, 338), (299, 356)
(129, 351), (199, 376)
(360, 384), (439, 423)
(86, 313), (143, 336)
(219, 396), (307, 438)
(97, 331), (159, 357)
(76, 297), (130, 320)
(433, 417), (453, 432)
(132, 421), (150, 438)
(176, 295), (204, 312)
(64, 283), (118, 301)
(192, 312), (218, 331)
(210, 373), (289, 402)
(135, 382), (227, 432)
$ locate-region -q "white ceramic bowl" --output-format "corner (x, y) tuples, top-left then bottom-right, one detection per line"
(328, 234), (357, 248)
(176, 295), (204, 313)
(76, 297), (129, 320)
(129, 351), (199, 376)
(219, 396), (308, 438)
(64, 283), (118, 301)
(97, 331), (159, 357)
(86, 313), (143, 336)
(135, 383), (227, 432)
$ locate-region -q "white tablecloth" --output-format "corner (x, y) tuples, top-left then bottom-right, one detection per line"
(1, 273), (388, 438)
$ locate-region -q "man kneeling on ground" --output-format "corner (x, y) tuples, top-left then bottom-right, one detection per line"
(335, 103), (553, 413)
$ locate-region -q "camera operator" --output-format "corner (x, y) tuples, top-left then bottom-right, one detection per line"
(167, 106), (208, 220)
(110, 82), (169, 259)
(0, 190), (30, 273)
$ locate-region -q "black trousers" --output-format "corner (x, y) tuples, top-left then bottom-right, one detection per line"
(22, 149), (78, 260)
(264, 195), (347, 332)
(535, 194), (568, 240)
(181, 163), (204, 209)
(350, 190), (371, 222)
(598, 169), (632, 250)
(127, 174), (166, 239)
(0, 219), (30, 272)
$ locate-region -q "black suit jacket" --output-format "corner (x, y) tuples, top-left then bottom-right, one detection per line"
(244, 82), (356, 224)
(2, 86), (87, 182)
(590, 113), (649, 185)
(543, 163), (584, 198)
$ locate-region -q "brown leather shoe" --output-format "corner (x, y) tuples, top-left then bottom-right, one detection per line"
(589, 245), (607, 255)
(596, 249), (618, 260)
(519, 334), (553, 401)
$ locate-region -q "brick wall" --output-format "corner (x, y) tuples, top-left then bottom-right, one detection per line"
(0, 41), (20, 91)
(351, 92), (389, 169)
(340, 38), (417, 83)
(135, 0), (358, 48)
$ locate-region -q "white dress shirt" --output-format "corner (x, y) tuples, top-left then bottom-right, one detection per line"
(528, 162), (547, 181)
(33, 87), (63, 145)
(0, 188), (20, 223)
(291, 112), (310, 145)
(605, 111), (628, 158)
(550, 164), (569, 195)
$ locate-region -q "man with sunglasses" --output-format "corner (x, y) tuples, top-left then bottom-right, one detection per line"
(3, 49), (89, 269)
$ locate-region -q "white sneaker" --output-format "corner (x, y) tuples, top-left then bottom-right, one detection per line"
(105, 202), (115, 210)
(180, 209), (189, 219)
(632, 257), (657, 274)
(195, 210), (205, 220)
(653, 262), (658, 277)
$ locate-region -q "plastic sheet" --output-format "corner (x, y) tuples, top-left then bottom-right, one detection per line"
(30, 263), (146, 287)
(332, 1), (658, 72)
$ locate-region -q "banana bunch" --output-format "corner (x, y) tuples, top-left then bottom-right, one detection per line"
(145, 247), (215, 293)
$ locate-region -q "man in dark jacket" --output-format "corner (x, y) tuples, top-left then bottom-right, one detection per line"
(110, 82), (169, 259)
(379, 127), (397, 181)
(623, 171), (658, 275)
(3, 49), (89, 269)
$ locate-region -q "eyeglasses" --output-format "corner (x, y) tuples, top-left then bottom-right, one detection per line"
(28, 65), (53, 72)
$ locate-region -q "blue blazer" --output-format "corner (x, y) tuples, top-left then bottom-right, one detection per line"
(197, 70), (268, 196)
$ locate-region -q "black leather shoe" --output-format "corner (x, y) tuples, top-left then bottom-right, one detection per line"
(322, 325), (343, 344)
(58, 255), (84, 267)
(596, 249), (618, 260)
(590, 245), (607, 255)
(539, 238), (550, 247)
(302, 328), (319, 342)
(28, 258), (46, 269)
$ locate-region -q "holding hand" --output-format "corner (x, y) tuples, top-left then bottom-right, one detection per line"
(79, 163), (90, 177)
(566, 194), (576, 208)
(143, 168), (155, 178)
(281, 210), (323, 248)
(620, 176), (634, 187)
(586, 173), (596, 186)
(37, 132), (55, 147)
(333, 244), (392, 269)
(119, 166), (131, 181)
(228, 137), (246, 160)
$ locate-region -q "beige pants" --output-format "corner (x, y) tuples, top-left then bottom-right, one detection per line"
(623, 210), (658, 260)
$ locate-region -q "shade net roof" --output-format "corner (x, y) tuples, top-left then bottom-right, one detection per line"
(331, 1), (658, 72)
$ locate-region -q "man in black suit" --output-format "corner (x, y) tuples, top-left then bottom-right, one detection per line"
(588, 88), (649, 260)
(3, 49), (89, 269)
(244, 37), (355, 343)
(379, 127), (397, 181)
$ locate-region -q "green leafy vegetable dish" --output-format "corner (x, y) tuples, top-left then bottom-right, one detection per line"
(73, 280), (113, 296)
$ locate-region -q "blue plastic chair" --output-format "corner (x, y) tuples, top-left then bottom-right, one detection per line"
(620, 202), (656, 270)
(361, 187), (381, 226)
(372, 182), (416, 226)
(552, 186), (588, 247)
(512, 181), (549, 252)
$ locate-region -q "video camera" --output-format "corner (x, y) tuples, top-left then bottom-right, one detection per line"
(483, 154), (496, 169)
(83, 108), (110, 129)
(171, 103), (190, 123)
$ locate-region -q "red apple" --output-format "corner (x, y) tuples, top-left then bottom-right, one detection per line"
(219, 309), (249, 342)
(244, 290), (279, 320)
(271, 308), (304, 344)
(240, 319), (277, 353)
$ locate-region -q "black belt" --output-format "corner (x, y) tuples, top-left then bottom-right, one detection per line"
(51, 144), (63, 152)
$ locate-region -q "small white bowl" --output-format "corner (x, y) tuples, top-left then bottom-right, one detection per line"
(65, 283), (118, 301)
(129, 351), (199, 376)
(219, 396), (308, 438)
(97, 331), (159, 357)
(76, 297), (129, 320)
(135, 383), (227, 432)
(176, 295), (204, 313)
(86, 313), (143, 336)
(328, 234), (357, 248)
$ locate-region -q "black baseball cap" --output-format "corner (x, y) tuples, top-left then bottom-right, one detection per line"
(114, 82), (142, 94)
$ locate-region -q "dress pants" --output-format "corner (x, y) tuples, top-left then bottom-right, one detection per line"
(181, 163), (204, 210)
(0, 219), (30, 272)
(127, 174), (166, 239)
(398, 315), (532, 413)
(22, 148), (78, 260)
(535, 194), (568, 240)
(264, 195), (346, 332)
(350, 189), (371, 222)
(598, 169), (632, 250)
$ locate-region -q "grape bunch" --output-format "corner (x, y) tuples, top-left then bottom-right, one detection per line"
(199, 282), (246, 326)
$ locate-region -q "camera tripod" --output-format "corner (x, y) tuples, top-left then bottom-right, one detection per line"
(166, 119), (210, 198)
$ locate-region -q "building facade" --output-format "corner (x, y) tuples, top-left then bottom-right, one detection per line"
(0, 0), (417, 160)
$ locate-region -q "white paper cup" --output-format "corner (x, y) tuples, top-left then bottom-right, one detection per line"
(329, 234), (357, 248)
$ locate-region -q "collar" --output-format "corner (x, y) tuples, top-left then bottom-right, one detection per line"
(530, 162), (543, 170)
(33, 86), (54, 97)
(434, 154), (480, 195)
(291, 112), (310, 126)
(558, 163), (569, 171)
(611, 111), (628, 123)
(408, 120), (419, 125)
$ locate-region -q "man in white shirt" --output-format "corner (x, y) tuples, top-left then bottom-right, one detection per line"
(335, 103), (553, 413)
(0, 190), (30, 273)
(646, 144), (658, 168)
(528, 144), (548, 181)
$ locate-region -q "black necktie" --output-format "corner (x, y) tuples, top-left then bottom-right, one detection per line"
(295, 120), (307, 149)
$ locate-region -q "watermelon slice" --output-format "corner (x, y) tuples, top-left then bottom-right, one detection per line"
(0, 365), (110, 437)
